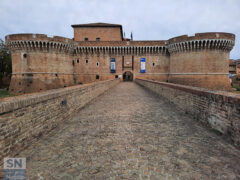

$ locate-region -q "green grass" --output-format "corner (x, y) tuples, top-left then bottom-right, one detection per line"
(0, 90), (13, 98)
(232, 85), (240, 90)
(232, 89), (240, 94)
(232, 85), (240, 94)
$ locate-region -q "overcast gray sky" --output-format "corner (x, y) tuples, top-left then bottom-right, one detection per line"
(1, 0), (239, 59)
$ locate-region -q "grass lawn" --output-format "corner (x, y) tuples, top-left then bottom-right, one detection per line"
(232, 89), (240, 94)
(0, 89), (13, 98)
(232, 85), (240, 94)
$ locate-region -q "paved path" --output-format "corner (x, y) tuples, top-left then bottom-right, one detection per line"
(20, 82), (240, 180)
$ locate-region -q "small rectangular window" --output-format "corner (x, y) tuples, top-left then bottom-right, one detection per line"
(96, 75), (100, 79)
(84, 37), (88, 41)
(111, 58), (116, 73)
(96, 37), (100, 41)
(86, 59), (88, 64)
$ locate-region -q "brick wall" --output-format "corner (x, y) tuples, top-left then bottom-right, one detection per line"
(136, 78), (240, 147)
(73, 27), (122, 41)
(0, 79), (120, 163)
(169, 50), (231, 91)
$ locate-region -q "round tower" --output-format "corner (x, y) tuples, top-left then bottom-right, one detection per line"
(167, 32), (235, 91)
(5, 34), (76, 94)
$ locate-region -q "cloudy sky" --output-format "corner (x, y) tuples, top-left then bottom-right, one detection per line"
(1, 0), (239, 59)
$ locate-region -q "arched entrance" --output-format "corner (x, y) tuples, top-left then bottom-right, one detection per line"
(123, 71), (133, 81)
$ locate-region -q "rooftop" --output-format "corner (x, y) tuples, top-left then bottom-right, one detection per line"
(71, 22), (122, 28)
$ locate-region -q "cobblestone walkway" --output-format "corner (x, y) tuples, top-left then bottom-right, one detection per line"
(20, 82), (240, 180)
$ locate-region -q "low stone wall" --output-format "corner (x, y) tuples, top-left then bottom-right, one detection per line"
(0, 79), (120, 162)
(136, 78), (240, 146)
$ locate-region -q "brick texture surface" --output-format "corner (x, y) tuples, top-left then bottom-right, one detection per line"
(1, 82), (239, 179)
(0, 79), (120, 165)
(74, 27), (122, 41)
(136, 78), (240, 147)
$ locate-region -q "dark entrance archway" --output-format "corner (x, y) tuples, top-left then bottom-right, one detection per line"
(123, 71), (133, 81)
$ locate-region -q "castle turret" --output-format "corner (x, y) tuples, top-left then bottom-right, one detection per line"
(167, 32), (235, 91)
(6, 34), (76, 94)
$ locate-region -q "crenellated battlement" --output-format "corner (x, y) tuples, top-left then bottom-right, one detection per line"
(75, 44), (168, 55)
(75, 40), (168, 55)
(6, 34), (76, 54)
(6, 34), (169, 55)
(167, 32), (235, 53)
(6, 33), (75, 43)
(168, 32), (235, 43)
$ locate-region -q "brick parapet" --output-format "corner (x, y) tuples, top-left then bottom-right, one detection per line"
(168, 32), (235, 53)
(136, 78), (240, 147)
(76, 40), (166, 46)
(75, 44), (168, 55)
(5, 34), (77, 54)
(75, 40), (168, 55)
(0, 79), (118, 113)
(168, 32), (235, 43)
(0, 79), (120, 163)
(6, 34), (74, 43)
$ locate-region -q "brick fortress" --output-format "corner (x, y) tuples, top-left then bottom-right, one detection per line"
(5, 23), (235, 94)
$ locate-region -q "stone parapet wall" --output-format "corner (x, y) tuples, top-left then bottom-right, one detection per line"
(135, 78), (240, 147)
(0, 79), (120, 163)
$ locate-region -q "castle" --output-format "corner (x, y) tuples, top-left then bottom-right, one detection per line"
(5, 23), (235, 94)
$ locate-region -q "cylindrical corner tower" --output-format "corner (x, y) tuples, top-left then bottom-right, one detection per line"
(168, 32), (235, 91)
(5, 34), (76, 95)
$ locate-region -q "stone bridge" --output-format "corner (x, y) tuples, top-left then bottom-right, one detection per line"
(0, 80), (240, 179)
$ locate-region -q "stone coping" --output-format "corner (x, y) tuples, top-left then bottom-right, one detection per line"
(136, 78), (240, 104)
(0, 79), (116, 114)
